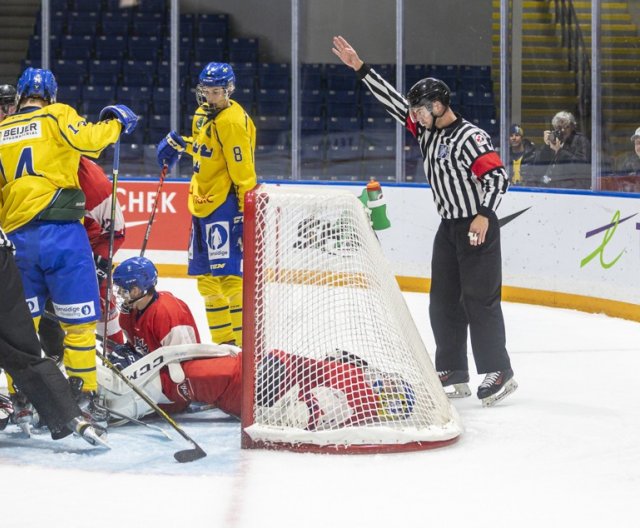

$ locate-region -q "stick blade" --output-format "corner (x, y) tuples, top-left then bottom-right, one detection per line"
(174, 446), (207, 463)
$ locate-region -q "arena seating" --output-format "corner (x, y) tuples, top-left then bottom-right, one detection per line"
(24, 1), (495, 180)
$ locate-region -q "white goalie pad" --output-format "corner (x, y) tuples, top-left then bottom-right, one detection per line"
(98, 343), (239, 420)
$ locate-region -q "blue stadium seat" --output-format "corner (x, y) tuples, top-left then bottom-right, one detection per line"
(257, 115), (290, 130)
(233, 88), (254, 111)
(147, 113), (171, 143)
(151, 86), (171, 114)
(361, 91), (389, 118)
(34, 12), (66, 36)
(71, 0), (100, 11)
(228, 38), (259, 63)
(327, 116), (360, 132)
(325, 64), (358, 91)
(156, 60), (190, 86)
(81, 85), (116, 117)
(259, 63), (290, 90)
(301, 63), (324, 91)
(405, 64), (429, 86)
(122, 60), (156, 87)
(117, 86), (151, 108)
(87, 60), (120, 85)
(197, 14), (230, 41)
(28, 35), (59, 61)
(59, 35), (94, 61)
(136, 0), (166, 13)
(326, 90), (359, 118)
(101, 12), (131, 37)
(256, 89), (289, 116)
(50, 0), (69, 10)
(95, 36), (127, 60)
(160, 37), (191, 63)
(179, 13), (195, 37)
(231, 62), (257, 77)
(301, 116), (324, 133)
(131, 13), (165, 38)
(53, 59), (87, 86)
(66, 11), (99, 36)
(56, 85), (82, 106)
(193, 37), (227, 63)
(129, 36), (161, 62)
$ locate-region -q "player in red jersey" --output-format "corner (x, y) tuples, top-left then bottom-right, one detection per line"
(100, 255), (415, 429)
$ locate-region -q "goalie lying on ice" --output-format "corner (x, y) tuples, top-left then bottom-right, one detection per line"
(98, 346), (415, 431)
(100, 256), (415, 429)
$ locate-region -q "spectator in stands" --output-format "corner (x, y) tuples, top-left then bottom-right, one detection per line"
(532, 110), (591, 189)
(616, 126), (640, 176)
(508, 123), (536, 186)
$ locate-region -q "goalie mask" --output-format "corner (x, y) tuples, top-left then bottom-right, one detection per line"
(16, 67), (57, 105)
(113, 256), (158, 308)
(196, 62), (235, 108)
(407, 77), (450, 118)
(0, 84), (17, 119)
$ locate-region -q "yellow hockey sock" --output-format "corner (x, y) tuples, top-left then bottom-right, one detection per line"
(221, 275), (243, 347)
(197, 275), (235, 344)
(60, 320), (98, 392)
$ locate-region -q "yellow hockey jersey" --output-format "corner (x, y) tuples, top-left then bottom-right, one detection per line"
(185, 101), (257, 217)
(0, 103), (121, 233)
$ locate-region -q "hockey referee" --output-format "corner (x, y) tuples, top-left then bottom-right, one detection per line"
(332, 36), (517, 407)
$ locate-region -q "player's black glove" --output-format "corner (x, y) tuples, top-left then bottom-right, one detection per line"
(108, 344), (144, 371)
(94, 254), (110, 285)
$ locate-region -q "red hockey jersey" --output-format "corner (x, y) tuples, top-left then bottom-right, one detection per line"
(78, 156), (125, 260)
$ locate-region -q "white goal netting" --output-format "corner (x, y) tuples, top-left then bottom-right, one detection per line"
(242, 184), (462, 453)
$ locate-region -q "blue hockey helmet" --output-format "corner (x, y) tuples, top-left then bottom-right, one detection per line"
(113, 256), (158, 293)
(197, 62), (235, 106)
(198, 62), (235, 88)
(16, 67), (57, 104)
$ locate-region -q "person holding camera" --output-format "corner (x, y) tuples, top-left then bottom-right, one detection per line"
(533, 110), (591, 189)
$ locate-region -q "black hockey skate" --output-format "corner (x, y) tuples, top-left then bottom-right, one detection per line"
(438, 370), (471, 398)
(68, 377), (109, 427)
(477, 369), (518, 407)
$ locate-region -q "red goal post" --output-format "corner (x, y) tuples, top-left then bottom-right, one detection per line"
(241, 184), (462, 453)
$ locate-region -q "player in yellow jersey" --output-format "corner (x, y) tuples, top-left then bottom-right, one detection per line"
(157, 62), (257, 347)
(0, 67), (137, 426)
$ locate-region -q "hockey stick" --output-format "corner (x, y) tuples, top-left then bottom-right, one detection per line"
(96, 349), (207, 463)
(102, 139), (121, 348)
(98, 405), (173, 440)
(140, 164), (168, 257)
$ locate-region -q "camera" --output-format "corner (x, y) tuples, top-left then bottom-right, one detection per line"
(551, 129), (563, 142)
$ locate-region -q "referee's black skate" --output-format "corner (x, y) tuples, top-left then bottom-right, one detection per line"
(438, 370), (471, 398)
(477, 369), (518, 407)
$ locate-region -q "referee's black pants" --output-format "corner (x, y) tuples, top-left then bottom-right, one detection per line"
(429, 212), (511, 374)
(0, 247), (81, 435)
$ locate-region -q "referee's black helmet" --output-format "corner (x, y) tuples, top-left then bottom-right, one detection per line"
(407, 77), (451, 108)
(0, 84), (16, 106)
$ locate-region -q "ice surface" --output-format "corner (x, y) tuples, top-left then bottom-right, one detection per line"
(1, 278), (639, 528)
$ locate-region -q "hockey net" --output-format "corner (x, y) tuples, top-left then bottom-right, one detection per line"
(241, 184), (462, 453)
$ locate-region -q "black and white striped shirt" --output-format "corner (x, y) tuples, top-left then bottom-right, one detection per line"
(358, 64), (509, 220)
(0, 226), (14, 251)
